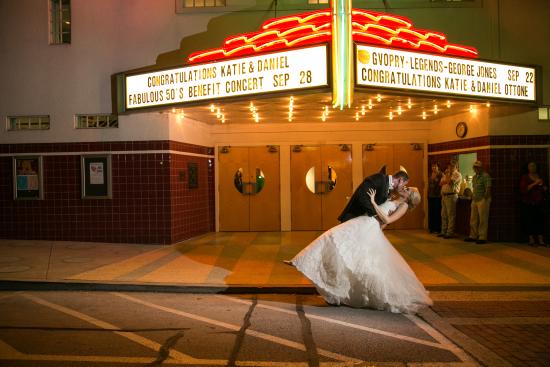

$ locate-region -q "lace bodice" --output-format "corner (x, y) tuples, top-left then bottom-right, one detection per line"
(378, 200), (398, 216)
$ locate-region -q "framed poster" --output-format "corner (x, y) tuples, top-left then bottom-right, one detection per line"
(188, 162), (198, 189)
(13, 156), (43, 199)
(81, 155), (112, 198)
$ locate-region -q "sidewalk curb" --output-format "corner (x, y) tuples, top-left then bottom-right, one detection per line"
(2, 280), (550, 294)
(0, 280), (318, 294)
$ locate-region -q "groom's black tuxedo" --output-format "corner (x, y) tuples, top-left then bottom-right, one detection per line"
(338, 168), (390, 223)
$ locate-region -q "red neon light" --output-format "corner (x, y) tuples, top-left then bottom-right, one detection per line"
(187, 9), (478, 64)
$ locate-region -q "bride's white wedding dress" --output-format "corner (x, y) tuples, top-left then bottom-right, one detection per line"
(290, 201), (432, 314)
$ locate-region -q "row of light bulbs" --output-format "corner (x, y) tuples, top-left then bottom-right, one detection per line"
(209, 103), (225, 123)
(171, 107), (185, 120)
(182, 96), (492, 123)
(249, 102), (260, 123)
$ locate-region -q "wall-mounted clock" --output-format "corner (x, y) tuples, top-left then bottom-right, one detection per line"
(456, 121), (468, 138)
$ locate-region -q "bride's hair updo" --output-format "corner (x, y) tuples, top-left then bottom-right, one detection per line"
(406, 187), (421, 210)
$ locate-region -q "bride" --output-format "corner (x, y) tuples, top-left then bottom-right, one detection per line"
(287, 187), (432, 314)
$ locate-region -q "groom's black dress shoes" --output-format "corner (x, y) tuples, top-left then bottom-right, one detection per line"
(464, 237), (476, 242)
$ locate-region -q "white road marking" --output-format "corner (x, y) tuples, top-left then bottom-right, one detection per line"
(405, 314), (475, 363)
(113, 292), (362, 363)
(217, 295), (452, 351)
(417, 308), (510, 367)
(0, 339), (23, 358)
(0, 292), (18, 302)
(20, 293), (194, 363)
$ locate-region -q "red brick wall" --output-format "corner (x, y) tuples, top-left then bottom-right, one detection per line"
(0, 141), (214, 244)
(429, 135), (549, 242)
(170, 154), (215, 244)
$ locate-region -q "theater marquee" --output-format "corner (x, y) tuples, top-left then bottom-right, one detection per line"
(124, 45), (329, 110)
(356, 44), (537, 102)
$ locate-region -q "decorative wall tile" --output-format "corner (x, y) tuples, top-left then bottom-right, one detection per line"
(0, 141), (215, 244)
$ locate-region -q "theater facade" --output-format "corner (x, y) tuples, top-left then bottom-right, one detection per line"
(1, 0), (549, 244)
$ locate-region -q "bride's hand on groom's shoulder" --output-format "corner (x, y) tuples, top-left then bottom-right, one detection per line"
(367, 188), (377, 203)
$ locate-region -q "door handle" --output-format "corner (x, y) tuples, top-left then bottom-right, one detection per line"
(314, 181), (325, 195)
(241, 182), (256, 195)
(313, 181), (336, 194)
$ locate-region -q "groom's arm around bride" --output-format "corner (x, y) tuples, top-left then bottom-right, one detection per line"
(338, 170), (390, 223)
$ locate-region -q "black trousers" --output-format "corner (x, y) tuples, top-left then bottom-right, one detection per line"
(428, 196), (442, 233)
(523, 203), (545, 236)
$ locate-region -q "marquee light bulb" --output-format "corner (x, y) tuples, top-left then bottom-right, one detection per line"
(355, 112), (360, 121)
(368, 99), (373, 109)
(433, 104), (438, 114)
(407, 98), (412, 109)
(397, 105), (402, 115)
(389, 110), (393, 120)
(376, 94), (382, 102)
(210, 104), (215, 113)
(422, 111), (426, 120)
(446, 100), (452, 108)
(486, 101), (491, 107)
(361, 105), (366, 115)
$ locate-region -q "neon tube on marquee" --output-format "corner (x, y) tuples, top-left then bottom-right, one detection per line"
(356, 44), (536, 102)
(125, 45), (328, 110)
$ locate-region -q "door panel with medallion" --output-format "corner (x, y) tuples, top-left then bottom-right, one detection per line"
(291, 144), (352, 230)
(218, 146), (280, 231)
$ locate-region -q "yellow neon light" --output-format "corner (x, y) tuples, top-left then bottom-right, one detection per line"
(262, 11), (331, 30)
(351, 10), (412, 28)
(189, 32), (331, 62)
(352, 31), (477, 55)
(225, 23), (331, 46)
(352, 22), (446, 42)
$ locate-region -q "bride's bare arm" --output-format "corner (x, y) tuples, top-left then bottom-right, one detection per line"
(367, 188), (408, 224)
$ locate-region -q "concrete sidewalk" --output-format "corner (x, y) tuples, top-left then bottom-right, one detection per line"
(1, 230), (550, 292)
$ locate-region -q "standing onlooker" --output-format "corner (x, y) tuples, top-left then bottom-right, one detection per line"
(464, 161), (491, 244)
(520, 162), (548, 247)
(428, 162), (443, 234)
(439, 159), (462, 239)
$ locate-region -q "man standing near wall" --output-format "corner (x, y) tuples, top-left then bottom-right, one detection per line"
(465, 160), (492, 244)
(439, 159), (462, 239)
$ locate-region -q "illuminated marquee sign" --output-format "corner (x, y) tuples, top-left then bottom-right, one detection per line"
(125, 45), (328, 110)
(356, 44), (537, 102)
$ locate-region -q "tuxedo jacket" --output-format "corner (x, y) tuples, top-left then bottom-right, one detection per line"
(337, 172), (390, 222)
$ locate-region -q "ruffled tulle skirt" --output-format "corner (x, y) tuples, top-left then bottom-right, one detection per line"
(291, 215), (432, 314)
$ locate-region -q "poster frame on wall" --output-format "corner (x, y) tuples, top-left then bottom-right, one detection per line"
(81, 155), (112, 199)
(13, 156), (44, 200)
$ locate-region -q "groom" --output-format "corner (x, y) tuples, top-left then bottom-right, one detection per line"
(338, 166), (409, 223)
